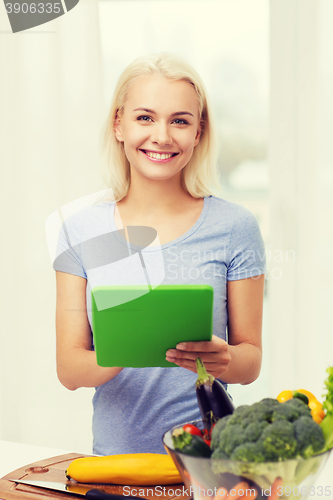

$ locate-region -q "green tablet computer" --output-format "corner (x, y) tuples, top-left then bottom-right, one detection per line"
(91, 284), (214, 368)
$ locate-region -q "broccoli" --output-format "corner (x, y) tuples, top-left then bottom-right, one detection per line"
(271, 398), (311, 423)
(251, 398), (280, 423)
(243, 421), (269, 442)
(210, 396), (325, 463)
(285, 398), (313, 418)
(226, 405), (252, 427)
(218, 423), (246, 455)
(260, 420), (298, 460)
(211, 448), (229, 459)
(259, 397), (281, 411)
(294, 416), (325, 458)
(231, 442), (266, 462)
(210, 414), (231, 450)
(209, 372), (333, 498)
(272, 404), (299, 423)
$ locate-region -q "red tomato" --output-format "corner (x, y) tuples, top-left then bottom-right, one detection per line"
(202, 428), (210, 444)
(183, 424), (202, 437)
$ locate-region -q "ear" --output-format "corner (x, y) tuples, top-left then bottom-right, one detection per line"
(194, 124), (202, 147)
(114, 113), (124, 142)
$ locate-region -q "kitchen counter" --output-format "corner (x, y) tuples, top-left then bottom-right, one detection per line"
(0, 440), (73, 478)
(1, 439), (333, 495)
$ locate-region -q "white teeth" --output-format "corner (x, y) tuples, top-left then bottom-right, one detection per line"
(145, 151), (173, 160)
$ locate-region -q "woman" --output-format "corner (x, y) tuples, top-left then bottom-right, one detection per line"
(54, 53), (266, 455)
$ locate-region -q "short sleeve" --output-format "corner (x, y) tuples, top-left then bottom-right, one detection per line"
(227, 207), (266, 281)
(53, 217), (87, 279)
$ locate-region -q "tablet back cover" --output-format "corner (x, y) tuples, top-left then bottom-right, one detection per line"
(91, 285), (213, 368)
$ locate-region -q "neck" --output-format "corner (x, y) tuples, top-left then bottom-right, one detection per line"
(119, 168), (194, 215)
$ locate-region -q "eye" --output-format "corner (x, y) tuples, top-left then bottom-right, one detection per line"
(137, 115), (153, 122)
(173, 118), (189, 125)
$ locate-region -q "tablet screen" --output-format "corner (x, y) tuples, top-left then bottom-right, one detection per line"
(91, 284), (214, 368)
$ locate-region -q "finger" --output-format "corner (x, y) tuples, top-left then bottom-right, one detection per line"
(173, 358), (225, 378)
(167, 351), (231, 377)
(176, 341), (219, 352)
(166, 349), (221, 363)
(176, 336), (228, 353)
(171, 358), (197, 373)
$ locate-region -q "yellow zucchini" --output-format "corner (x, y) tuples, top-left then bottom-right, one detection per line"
(65, 453), (182, 485)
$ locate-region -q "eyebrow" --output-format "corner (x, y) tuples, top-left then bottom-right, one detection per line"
(133, 107), (194, 117)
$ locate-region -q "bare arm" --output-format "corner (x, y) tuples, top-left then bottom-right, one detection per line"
(55, 271), (123, 390)
(220, 274), (264, 384)
(165, 275), (265, 385)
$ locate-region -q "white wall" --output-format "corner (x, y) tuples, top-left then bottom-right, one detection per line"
(0, 0), (104, 453)
(269, 0), (333, 397)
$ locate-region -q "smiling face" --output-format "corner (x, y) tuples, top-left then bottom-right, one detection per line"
(114, 75), (202, 184)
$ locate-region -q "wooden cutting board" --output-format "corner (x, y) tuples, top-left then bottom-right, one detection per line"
(0, 453), (190, 500)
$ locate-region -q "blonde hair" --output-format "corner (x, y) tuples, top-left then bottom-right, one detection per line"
(101, 53), (222, 201)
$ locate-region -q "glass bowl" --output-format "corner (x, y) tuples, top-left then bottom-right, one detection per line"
(162, 420), (331, 500)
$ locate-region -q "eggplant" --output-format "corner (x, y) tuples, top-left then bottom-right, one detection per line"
(195, 357), (235, 430)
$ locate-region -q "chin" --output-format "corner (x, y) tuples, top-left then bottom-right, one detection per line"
(133, 166), (183, 183)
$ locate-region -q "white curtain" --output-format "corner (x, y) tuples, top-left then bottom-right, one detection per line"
(269, 0), (333, 398)
(0, 0), (104, 452)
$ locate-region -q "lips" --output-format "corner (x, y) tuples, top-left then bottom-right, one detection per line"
(140, 149), (179, 161)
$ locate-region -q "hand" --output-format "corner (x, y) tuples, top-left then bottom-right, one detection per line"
(165, 335), (231, 379)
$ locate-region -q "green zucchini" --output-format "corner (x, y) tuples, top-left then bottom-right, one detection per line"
(171, 427), (211, 457)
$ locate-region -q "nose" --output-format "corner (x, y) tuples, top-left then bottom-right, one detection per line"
(151, 122), (172, 146)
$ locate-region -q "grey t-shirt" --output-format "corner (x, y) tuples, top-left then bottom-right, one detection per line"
(53, 195), (266, 455)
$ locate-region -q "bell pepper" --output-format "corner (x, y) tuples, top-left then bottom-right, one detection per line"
(297, 389), (326, 424)
(276, 390), (293, 403)
(277, 388), (325, 423)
